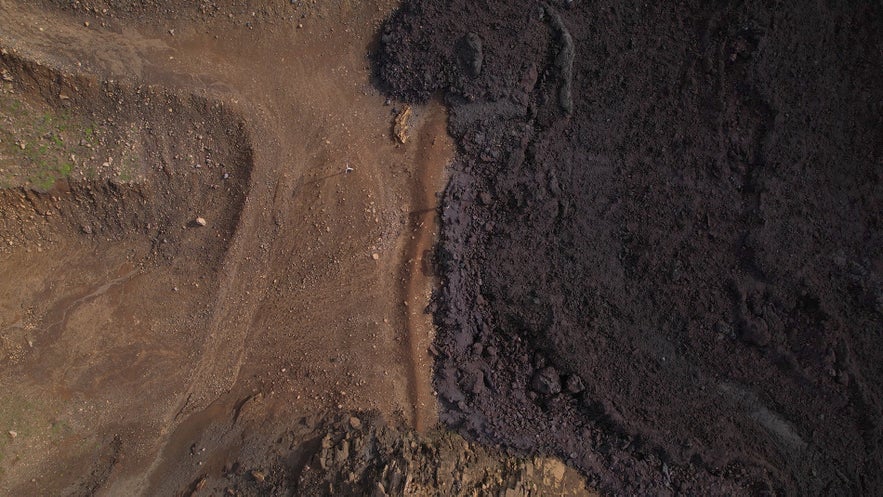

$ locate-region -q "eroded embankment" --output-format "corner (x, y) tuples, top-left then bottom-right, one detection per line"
(0, 45), (254, 496)
(0, 51), (252, 256)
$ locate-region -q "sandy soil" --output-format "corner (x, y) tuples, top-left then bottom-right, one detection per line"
(0, 1), (519, 495)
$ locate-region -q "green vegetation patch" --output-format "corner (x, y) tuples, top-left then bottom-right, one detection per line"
(0, 86), (99, 191)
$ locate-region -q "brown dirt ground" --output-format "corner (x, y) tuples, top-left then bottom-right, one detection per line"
(0, 2), (596, 496)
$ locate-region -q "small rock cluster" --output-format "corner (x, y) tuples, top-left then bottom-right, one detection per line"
(296, 413), (593, 496)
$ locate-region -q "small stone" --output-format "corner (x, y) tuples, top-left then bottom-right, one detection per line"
(393, 105), (412, 144)
(373, 482), (389, 497)
(81, 225), (93, 234)
(371, 253), (380, 260)
(348, 416), (362, 430)
(250, 470), (265, 482)
(458, 33), (484, 77)
(531, 366), (561, 395)
(468, 371), (485, 394)
(8, 431), (17, 439)
(740, 318), (770, 347)
(565, 374), (585, 394)
(195, 217), (207, 227)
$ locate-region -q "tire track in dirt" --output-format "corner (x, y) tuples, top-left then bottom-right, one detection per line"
(398, 100), (451, 432)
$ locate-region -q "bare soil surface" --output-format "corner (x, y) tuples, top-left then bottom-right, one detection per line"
(377, 1), (882, 496)
(0, 2), (597, 496)
(3, 1), (880, 496)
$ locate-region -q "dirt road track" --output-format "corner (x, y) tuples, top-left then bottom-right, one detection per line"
(398, 100), (449, 433)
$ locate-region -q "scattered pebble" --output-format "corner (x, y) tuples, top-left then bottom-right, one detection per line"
(565, 374), (585, 394)
(195, 217), (207, 227)
(531, 366), (561, 395)
(348, 416), (362, 430)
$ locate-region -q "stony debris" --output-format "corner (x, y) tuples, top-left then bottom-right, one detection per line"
(295, 413), (593, 496)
